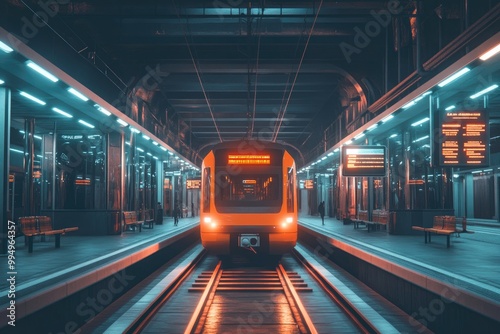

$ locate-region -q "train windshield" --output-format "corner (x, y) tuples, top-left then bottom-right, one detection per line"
(214, 168), (282, 213)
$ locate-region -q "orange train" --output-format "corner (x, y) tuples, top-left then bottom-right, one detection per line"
(200, 140), (298, 255)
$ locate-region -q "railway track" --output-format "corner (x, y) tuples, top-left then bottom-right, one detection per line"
(83, 244), (417, 333)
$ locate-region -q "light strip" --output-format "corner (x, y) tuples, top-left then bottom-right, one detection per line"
(10, 148), (23, 154)
(411, 117), (430, 127)
(345, 140), (353, 145)
(327, 152), (334, 156)
(389, 134), (398, 138)
(381, 115), (394, 123)
(20, 91), (46, 105)
(0, 41), (13, 53)
(34, 135), (42, 140)
(142, 135), (150, 140)
(94, 104), (111, 116)
(438, 67), (470, 87)
(130, 127), (140, 133)
(152, 141), (159, 146)
(367, 124), (378, 131)
(78, 120), (95, 128)
(402, 101), (416, 109)
(445, 105), (456, 111)
(160, 147), (167, 151)
(321, 157), (327, 160)
(116, 119), (128, 126)
(470, 84), (498, 99)
(26, 61), (59, 82)
(479, 43), (500, 61)
(137, 147), (144, 152)
(68, 87), (89, 101)
(354, 133), (365, 140)
(52, 107), (73, 118)
(147, 152), (153, 156)
(168, 151), (174, 155)
(0, 79), (4, 85)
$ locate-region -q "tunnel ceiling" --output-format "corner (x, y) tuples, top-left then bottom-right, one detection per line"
(2, 0), (495, 159)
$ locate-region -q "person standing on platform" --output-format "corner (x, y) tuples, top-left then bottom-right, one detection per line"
(173, 205), (180, 226)
(318, 201), (325, 225)
(192, 202), (195, 217)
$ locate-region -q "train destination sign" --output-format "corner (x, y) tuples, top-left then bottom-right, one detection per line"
(438, 110), (489, 167)
(228, 154), (271, 165)
(342, 145), (387, 177)
(186, 179), (201, 189)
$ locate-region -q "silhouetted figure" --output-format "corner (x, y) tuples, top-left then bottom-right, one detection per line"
(318, 201), (325, 225)
(192, 202), (195, 217)
(173, 205), (180, 226)
(156, 202), (163, 224)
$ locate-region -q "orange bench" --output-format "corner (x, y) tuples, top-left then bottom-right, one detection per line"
(412, 216), (474, 248)
(19, 216), (78, 253)
(352, 210), (388, 232)
(123, 211), (143, 232)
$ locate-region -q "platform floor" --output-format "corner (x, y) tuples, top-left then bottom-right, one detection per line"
(1, 214), (499, 328)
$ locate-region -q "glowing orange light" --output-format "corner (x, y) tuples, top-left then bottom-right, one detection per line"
(228, 154), (270, 165)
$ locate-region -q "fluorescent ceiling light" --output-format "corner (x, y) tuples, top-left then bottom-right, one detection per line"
(389, 134), (398, 138)
(152, 141), (159, 146)
(367, 124), (378, 131)
(445, 105), (456, 111)
(160, 147), (167, 151)
(34, 135), (42, 140)
(94, 104), (111, 116)
(327, 152), (334, 156)
(67, 87), (89, 101)
(0, 79), (4, 85)
(470, 84), (498, 99)
(345, 140), (353, 145)
(10, 148), (23, 154)
(316, 160), (322, 163)
(381, 115), (394, 123)
(354, 133), (365, 140)
(130, 127), (140, 133)
(26, 61), (58, 82)
(52, 107), (73, 118)
(147, 152), (153, 156)
(334, 148), (339, 152)
(438, 67), (470, 87)
(153, 156), (158, 160)
(0, 41), (13, 53)
(411, 117), (430, 127)
(479, 43), (500, 61)
(142, 135), (150, 140)
(402, 101), (416, 109)
(20, 91), (46, 105)
(321, 157), (327, 160)
(137, 147), (144, 152)
(78, 120), (95, 128)
(116, 119), (128, 127)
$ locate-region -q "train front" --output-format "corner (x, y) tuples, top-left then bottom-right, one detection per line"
(200, 145), (297, 255)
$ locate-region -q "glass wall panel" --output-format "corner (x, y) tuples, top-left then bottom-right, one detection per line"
(54, 133), (106, 209)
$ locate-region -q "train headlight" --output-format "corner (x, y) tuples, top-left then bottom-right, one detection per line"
(281, 222), (288, 228)
(286, 217), (293, 224)
(203, 217), (212, 223)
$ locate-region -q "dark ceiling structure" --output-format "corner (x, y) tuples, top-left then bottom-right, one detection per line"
(1, 0), (499, 165)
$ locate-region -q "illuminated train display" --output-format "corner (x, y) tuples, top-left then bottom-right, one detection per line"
(200, 140), (298, 255)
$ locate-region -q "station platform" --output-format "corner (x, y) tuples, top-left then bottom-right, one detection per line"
(1, 214), (499, 329)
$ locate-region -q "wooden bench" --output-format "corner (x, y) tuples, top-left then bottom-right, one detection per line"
(412, 216), (474, 248)
(123, 211), (142, 232)
(352, 209), (389, 232)
(141, 209), (155, 229)
(352, 210), (368, 229)
(19, 216), (79, 253)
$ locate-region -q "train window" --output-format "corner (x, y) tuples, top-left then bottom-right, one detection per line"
(203, 167), (211, 213)
(214, 167), (281, 212)
(287, 167), (294, 213)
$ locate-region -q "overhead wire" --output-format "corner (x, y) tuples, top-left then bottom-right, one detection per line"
(249, 5), (265, 138)
(171, 0), (223, 143)
(272, 0), (324, 142)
